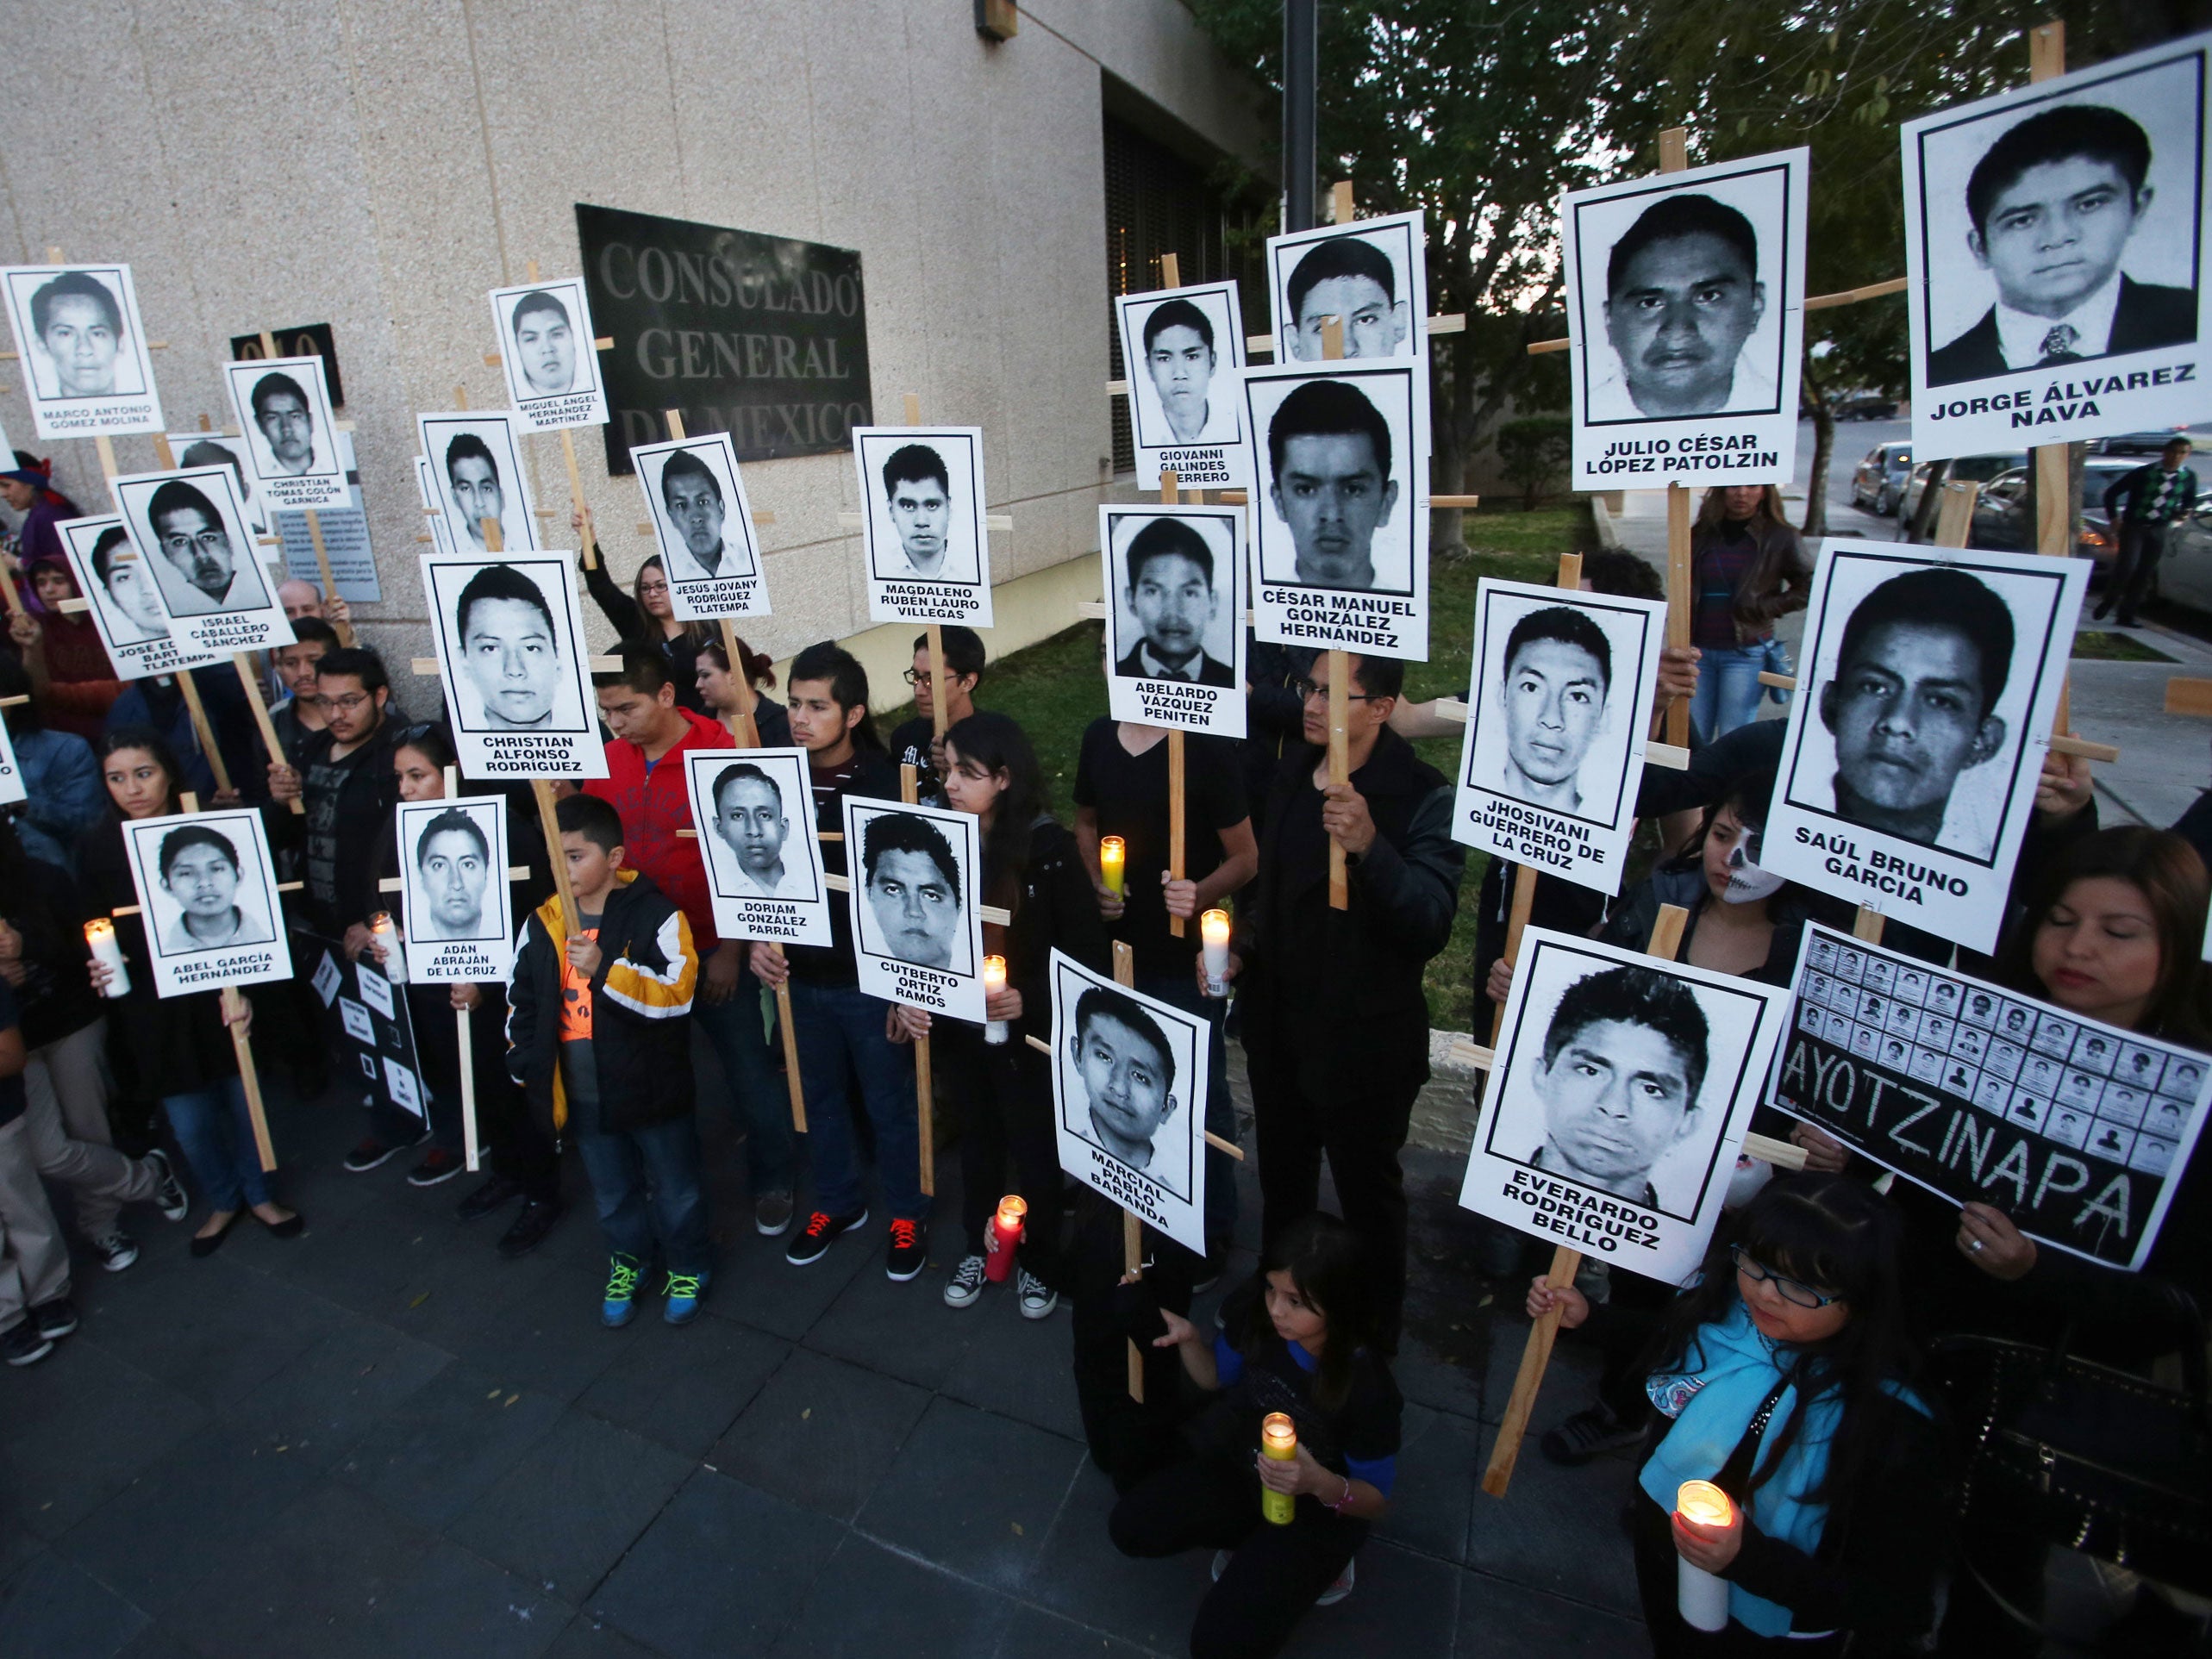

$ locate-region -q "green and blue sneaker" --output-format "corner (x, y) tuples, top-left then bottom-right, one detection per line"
(663, 1269), (709, 1326)
(602, 1252), (643, 1328)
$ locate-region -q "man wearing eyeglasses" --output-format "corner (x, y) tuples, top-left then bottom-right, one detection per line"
(141, 477), (266, 618)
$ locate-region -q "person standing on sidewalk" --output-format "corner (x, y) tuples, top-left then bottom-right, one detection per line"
(1686, 483), (1810, 747)
(2096, 437), (2197, 628)
(0, 977), (78, 1365)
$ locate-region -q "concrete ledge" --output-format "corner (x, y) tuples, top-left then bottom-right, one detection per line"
(1588, 493), (1623, 552)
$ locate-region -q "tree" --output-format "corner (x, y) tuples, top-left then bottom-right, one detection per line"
(1496, 415), (1573, 508)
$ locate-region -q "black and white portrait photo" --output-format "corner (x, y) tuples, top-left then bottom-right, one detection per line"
(419, 552), (607, 782)
(684, 748), (833, 950)
(220, 355), (346, 511)
(1763, 539), (2086, 951)
(1243, 359), (1428, 661)
(839, 795), (984, 1022)
(119, 809), (294, 999)
(110, 465), (292, 657)
(489, 278), (609, 432)
(1265, 209), (1430, 365)
(1565, 149), (1808, 491)
(416, 413), (540, 556)
(629, 433), (768, 621)
(59, 514), (210, 681)
(1459, 928), (1789, 1282)
(0, 264), (163, 440)
(1099, 503), (1248, 739)
(1113, 281), (1252, 491)
(1452, 579), (1667, 895)
(1048, 950), (1209, 1255)
(396, 795), (515, 982)
(851, 427), (994, 627)
(0, 716), (21, 809)
(169, 433), (267, 539)
(1904, 31), (2212, 456)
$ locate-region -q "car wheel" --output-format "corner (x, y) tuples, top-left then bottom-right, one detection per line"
(1876, 488), (1896, 515)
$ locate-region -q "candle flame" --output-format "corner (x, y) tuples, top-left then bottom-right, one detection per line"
(84, 918), (114, 940)
(1676, 1480), (1733, 1527)
(1260, 1412), (1297, 1451)
(1201, 908), (1230, 945)
(996, 1194), (1027, 1230)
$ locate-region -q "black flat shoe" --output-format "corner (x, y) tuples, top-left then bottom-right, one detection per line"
(257, 1210), (305, 1239)
(190, 1211), (244, 1258)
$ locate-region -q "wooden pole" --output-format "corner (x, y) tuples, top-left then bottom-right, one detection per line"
(1656, 129), (1694, 751)
(1319, 298), (1352, 910)
(233, 653), (303, 814)
(178, 770), (277, 1173)
(258, 327), (350, 639)
(2026, 25), (2074, 740)
(1484, 902), (1689, 1497)
(456, 1002), (479, 1171)
(901, 762), (936, 1195)
(1112, 939), (1147, 1401)
(1157, 464), (1190, 935)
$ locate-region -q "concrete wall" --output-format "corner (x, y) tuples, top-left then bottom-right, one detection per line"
(0, 0), (1260, 711)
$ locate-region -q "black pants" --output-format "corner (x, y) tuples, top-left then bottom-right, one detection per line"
(1630, 1489), (1846, 1659)
(1109, 1450), (1367, 1659)
(937, 1024), (1063, 1288)
(1069, 1191), (1192, 1489)
(2102, 521), (2167, 622)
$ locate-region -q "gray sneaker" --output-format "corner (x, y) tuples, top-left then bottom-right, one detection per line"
(754, 1189), (795, 1238)
(943, 1254), (987, 1308)
(146, 1148), (189, 1221)
(1017, 1269), (1058, 1320)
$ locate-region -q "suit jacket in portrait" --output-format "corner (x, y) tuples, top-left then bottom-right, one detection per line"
(1115, 645), (1235, 688)
(1927, 276), (2198, 388)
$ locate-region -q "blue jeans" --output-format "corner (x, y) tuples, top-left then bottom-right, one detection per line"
(1134, 968), (1238, 1250)
(1688, 642), (1768, 747)
(573, 1116), (710, 1276)
(163, 1077), (271, 1212)
(785, 976), (923, 1224)
(692, 968), (797, 1192)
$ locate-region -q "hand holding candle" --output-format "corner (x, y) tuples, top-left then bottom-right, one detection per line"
(369, 912), (408, 982)
(1673, 1480), (1738, 1631)
(84, 918), (131, 999)
(982, 954), (1009, 1045)
(985, 1194), (1025, 1282)
(1099, 835), (1126, 898)
(1200, 908), (1231, 998)
(1259, 1413), (1298, 1525)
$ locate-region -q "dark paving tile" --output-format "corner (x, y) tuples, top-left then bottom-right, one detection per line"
(698, 1216), (877, 1344)
(707, 1349), (928, 1523)
(387, 1212), (574, 1352)
(1393, 1330), (1491, 1424)
(855, 1396), (1082, 1591)
(542, 1612), (664, 1658)
(0, 1338), (211, 1539)
(450, 1409), (694, 1604)
(767, 1532), (1015, 1656)
(78, 1257), (347, 1408)
(1278, 1540), (1459, 1656)
(350, 1538), (570, 1659)
(802, 1247), (982, 1390)
(0, 1522), (41, 1591)
(576, 1315), (789, 1460)
(0, 1548), (149, 1658)
(992, 1604), (1165, 1658)
(113, 1624), (204, 1659)
(590, 1470), (840, 1658)
(213, 1314), (451, 1469)
(1372, 1404), (1479, 1565)
(435, 1263), (631, 1406)
(335, 1362), (565, 1531)
(1462, 1412), (1643, 1618)
(938, 1298), (1086, 1441)
(1026, 1464), (1209, 1656)
(252, 1199), (430, 1319)
(1454, 1570), (1648, 1656)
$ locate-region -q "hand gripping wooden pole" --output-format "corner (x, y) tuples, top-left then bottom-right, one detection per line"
(901, 762), (936, 1195)
(1112, 940), (1148, 1400)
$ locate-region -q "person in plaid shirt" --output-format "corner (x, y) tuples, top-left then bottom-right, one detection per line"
(2096, 437), (2198, 627)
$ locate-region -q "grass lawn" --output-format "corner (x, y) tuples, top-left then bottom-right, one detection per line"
(870, 502), (1597, 1032)
(2071, 629), (2177, 663)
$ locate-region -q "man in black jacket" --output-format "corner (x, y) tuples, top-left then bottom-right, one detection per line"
(1219, 651), (1464, 1350)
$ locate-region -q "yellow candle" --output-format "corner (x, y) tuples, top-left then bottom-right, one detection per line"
(1099, 836), (1125, 896)
(1259, 1412), (1297, 1525)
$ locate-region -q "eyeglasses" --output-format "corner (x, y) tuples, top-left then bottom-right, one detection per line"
(1291, 677), (1372, 704)
(1730, 1244), (1843, 1310)
(311, 691), (376, 714)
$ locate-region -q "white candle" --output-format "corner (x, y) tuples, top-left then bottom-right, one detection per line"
(1200, 908), (1231, 998)
(84, 918), (131, 999)
(1675, 1481), (1734, 1632)
(370, 912), (408, 983)
(982, 955), (1008, 1045)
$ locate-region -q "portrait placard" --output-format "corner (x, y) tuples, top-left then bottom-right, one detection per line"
(167, 432), (266, 536)
(684, 748), (832, 948)
(110, 465), (292, 657)
(1099, 503), (1247, 738)
(1244, 360), (1428, 660)
(1048, 950), (1209, 1256)
(220, 354), (347, 510)
(302, 933), (428, 1123)
(490, 278), (609, 432)
(57, 514), (215, 682)
(1565, 149), (1809, 490)
(1903, 30), (2212, 458)
(1761, 538), (2086, 951)
(1458, 927), (1790, 1282)
(396, 795), (514, 982)
(420, 552), (608, 781)
(1452, 579), (1668, 894)
(0, 264), (162, 439)
(839, 794), (984, 1021)
(1265, 210), (1430, 368)
(416, 412), (541, 555)
(119, 809), (294, 999)
(1114, 281), (1253, 490)
(0, 718), (22, 808)
(631, 433), (767, 621)
(851, 427), (993, 627)
(1773, 925), (2210, 1269)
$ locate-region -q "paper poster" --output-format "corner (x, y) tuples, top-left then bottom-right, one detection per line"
(271, 431), (378, 603)
(420, 551), (609, 781)
(220, 354), (347, 511)
(490, 278), (609, 432)
(0, 717), (22, 808)
(1265, 210), (1430, 366)
(1451, 579), (1668, 895)
(166, 433), (266, 537)
(1048, 950), (1209, 1256)
(110, 465), (294, 657)
(416, 412), (540, 555)
(1904, 30), (2212, 458)
(631, 433), (768, 621)
(852, 427), (993, 627)
(1099, 503), (1247, 738)
(303, 934), (427, 1123)
(1458, 927), (1790, 1283)
(1761, 538), (2087, 951)
(57, 514), (215, 681)
(396, 794), (514, 982)
(1774, 924), (2210, 1269)
(840, 793), (984, 1022)
(1565, 148), (1809, 490)
(684, 748), (833, 948)
(1244, 359), (1428, 661)
(1114, 281), (1253, 490)
(118, 809), (294, 998)
(0, 263), (163, 439)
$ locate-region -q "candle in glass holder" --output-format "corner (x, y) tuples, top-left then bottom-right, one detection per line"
(1200, 908), (1231, 997)
(1098, 836), (1125, 897)
(985, 1194), (1026, 1282)
(982, 954), (1009, 1045)
(1674, 1480), (1734, 1631)
(1259, 1413), (1297, 1525)
(84, 918), (131, 998)
(370, 912), (408, 982)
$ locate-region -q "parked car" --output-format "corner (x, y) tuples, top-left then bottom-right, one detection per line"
(2088, 429), (2197, 457)
(1966, 465), (2117, 574)
(2147, 506), (2212, 614)
(1896, 451), (2029, 527)
(1850, 441), (1913, 515)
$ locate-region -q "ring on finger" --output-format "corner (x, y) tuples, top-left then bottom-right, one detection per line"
(1966, 1238), (1985, 1254)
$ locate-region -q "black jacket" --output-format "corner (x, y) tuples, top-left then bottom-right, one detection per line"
(1115, 646), (1235, 688)
(1927, 276), (2196, 387)
(580, 555), (707, 714)
(783, 746), (903, 988)
(994, 817), (1111, 1044)
(273, 717), (408, 938)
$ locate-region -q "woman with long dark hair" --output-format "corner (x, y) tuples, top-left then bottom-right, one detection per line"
(578, 550), (710, 713)
(1686, 483), (1810, 746)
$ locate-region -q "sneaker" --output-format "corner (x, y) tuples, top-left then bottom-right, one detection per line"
(884, 1218), (927, 1282)
(1540, 1402), (1641, 1466)
(497, 1199), (564, 1259)
(456, 1172), (522, 1222)
(663, 1269), (709, 1325)
(785, 1207), (868, 1267)
(342, 1138), (402, 1174)
(30, 1298), (78, 1341)
(1315, 1557), (1355, 1607)
(943, 1253), (988, 1308)
(1017, 1269), (1059, 1319)
(91, 1231), (140, 1272)
(753, 1189), (795, 1238)
(1, 1319), (53, 1367)
(406, 1147), (466, 1188)
(602, 1253), (643, 1328)
(146, 1148), (189, 1221)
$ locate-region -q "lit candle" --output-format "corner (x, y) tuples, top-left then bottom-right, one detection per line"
(1259, 1413), (1297, 1525)
(369, 911), (408, 983)
(1674, 1480), (1734, 1631)
(1098, 836), (1125, 897)
(985, 1193), (1026, 1283)
(1200, 908), (1231, 998)
(982, 954), (1009, 1045)
(84, 918), (131, 999)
